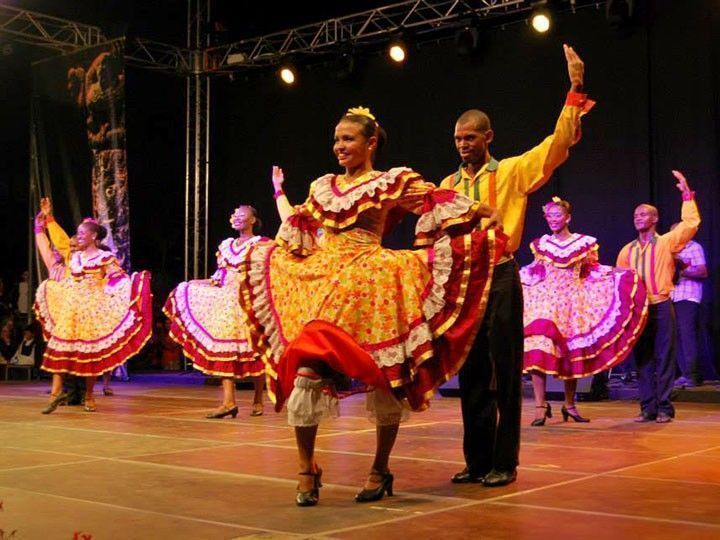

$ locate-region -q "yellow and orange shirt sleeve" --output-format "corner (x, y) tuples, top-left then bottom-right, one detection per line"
(663, 198), (701, 254)
(46, 218), (71, 264)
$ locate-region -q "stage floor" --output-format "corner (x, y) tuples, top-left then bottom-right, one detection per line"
(1, 375), (718, 539)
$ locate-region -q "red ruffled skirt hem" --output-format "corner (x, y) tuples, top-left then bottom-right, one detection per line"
(163, 295), (263, 379)
(523, 270), (648, 379)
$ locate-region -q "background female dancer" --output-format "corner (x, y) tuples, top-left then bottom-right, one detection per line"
(35, 217), (152, 413)
(240, 106), (504, 506)
(164, 205), (266, 418)
(521, 197), (647, 425)
(36, 198), (124, 400)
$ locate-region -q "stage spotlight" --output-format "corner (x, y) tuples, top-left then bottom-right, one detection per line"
(335, 42), (355, 80)
(279, 65), (296, 85)
(388, 39), (407, 63)
(606, 0), (636, 36)
(530, 9), (552, 33)
(455, 25), (480, 57)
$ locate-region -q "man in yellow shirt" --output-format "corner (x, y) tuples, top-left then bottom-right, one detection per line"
(616, 171), (700, 423)
(441, 44), (593, 487)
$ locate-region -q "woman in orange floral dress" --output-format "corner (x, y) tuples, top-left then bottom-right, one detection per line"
(35, 219), (152, 413)
(240, 107), (506, 506)
(521, 198), (647, 426)
(164, 205), (266, 418)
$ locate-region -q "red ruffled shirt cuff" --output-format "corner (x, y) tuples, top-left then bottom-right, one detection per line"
(565, 91), (595, 113)
(682, 190), (696, 201)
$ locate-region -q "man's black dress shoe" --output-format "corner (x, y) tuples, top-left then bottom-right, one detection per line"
(482, 469), (517, 487)
(451, 468), (485, 484)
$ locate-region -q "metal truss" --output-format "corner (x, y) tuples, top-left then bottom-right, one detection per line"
(0, 5), (105, 52)
(206, 0), (529, 71)
(124, 37), (193, 74)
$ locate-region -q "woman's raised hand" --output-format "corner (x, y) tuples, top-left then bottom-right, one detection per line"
(40, 197), (53, 217)
(272, 165), (285, 192)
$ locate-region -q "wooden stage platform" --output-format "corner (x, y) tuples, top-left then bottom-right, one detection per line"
(0, 375), (718, 539)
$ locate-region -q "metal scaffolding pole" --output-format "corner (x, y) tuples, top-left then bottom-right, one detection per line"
(184, 0), (211, 281)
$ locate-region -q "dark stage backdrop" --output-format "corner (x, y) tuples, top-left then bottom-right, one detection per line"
(124, 68), (185, 306)
(208, 2), (720, 365)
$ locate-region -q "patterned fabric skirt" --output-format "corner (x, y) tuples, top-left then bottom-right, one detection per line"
(163, 278), (264, 378)
(241, 228), (503, 411)
(35, 272), (153, 377)
(522, 265), (647, 379)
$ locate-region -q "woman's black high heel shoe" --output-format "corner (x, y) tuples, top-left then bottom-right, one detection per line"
(355, 470), (394, 503)
(296, 467), (323, 507)
(206, 405), (238, 419)
(530, 403), (552, 427)
(562, 405), (590, 423)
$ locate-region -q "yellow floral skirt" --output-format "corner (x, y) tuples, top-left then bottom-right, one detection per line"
(242, 228), (501, 411)
(35, 272), (153, 376)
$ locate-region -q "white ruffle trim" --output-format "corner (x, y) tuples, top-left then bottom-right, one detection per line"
(310, 167), (412, 214)
(287, 375), (340, 426)
(69, 251), (116, 277)
(415, 195), (475, 235)
(370, 322), (434, 368)
(246, 243), (287, 361)
(422, 235), (451, 320)
(533, 234), (597, 262)
(217, 236), (263, 268)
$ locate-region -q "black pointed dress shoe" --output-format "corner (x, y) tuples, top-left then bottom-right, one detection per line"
(451, 468), (486, 484)
(482, 469), (517, 487)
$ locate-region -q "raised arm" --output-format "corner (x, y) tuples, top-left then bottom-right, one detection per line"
(508, 45), (594, 195)
(34, 212), (56, 272)
(663, 170), (700, 253)
(40, 198), (72, 262)
(272, 165), (294, 223)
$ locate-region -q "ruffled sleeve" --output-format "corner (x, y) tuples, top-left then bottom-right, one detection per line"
(210, 253), (227, 286)
(210, 238), (234, 285)
(98, 253), (127, 289)
(402, 178), (486, 247)
(276, 203), (322, 257)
